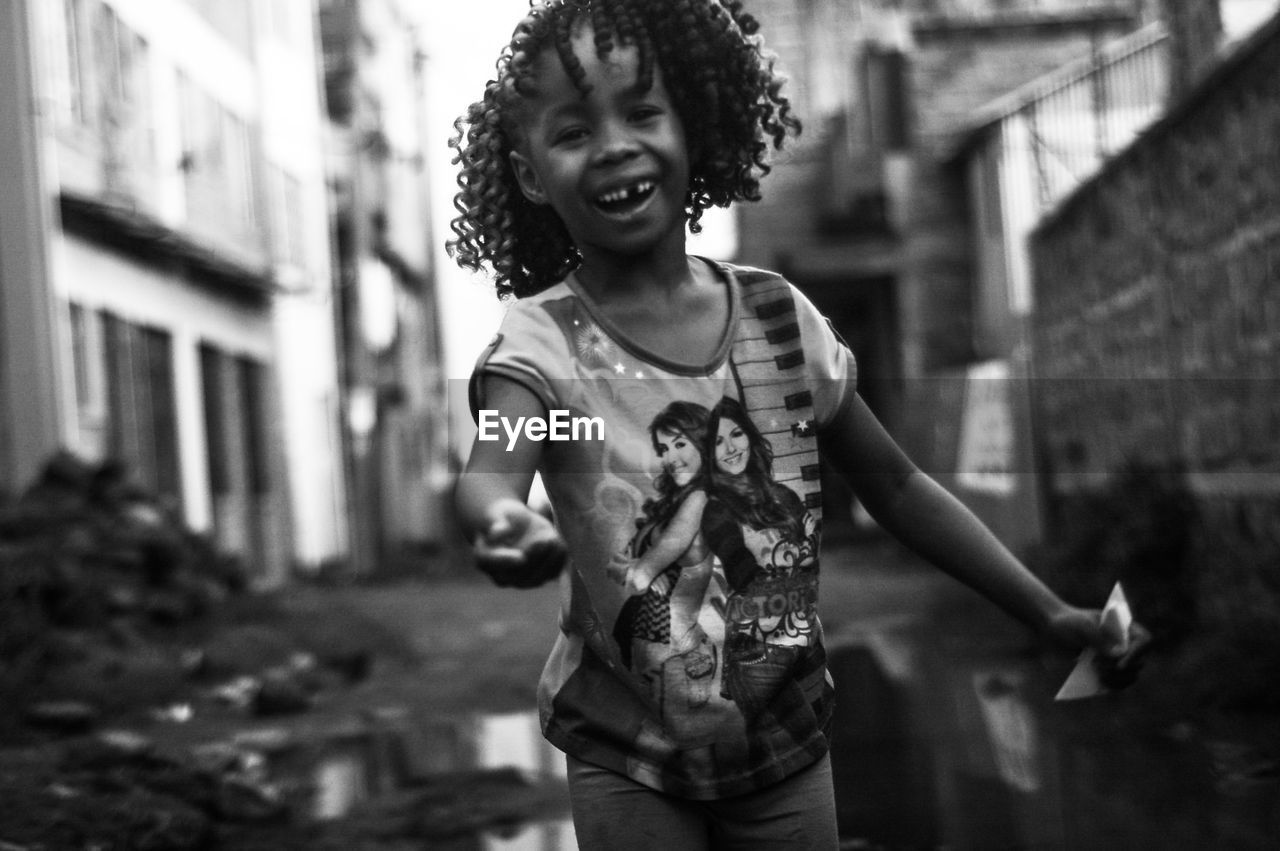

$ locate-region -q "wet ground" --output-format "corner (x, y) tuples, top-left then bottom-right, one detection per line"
(275, 539), (1278, 849)
(5, 539), (1277, 849)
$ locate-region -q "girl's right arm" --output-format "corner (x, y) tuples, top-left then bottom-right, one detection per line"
(455, 375), (566, 587)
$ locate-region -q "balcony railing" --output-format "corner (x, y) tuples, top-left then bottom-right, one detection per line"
(976, 21), (1170, 214)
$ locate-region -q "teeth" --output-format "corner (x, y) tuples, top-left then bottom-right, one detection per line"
(597, 181), (654, 205)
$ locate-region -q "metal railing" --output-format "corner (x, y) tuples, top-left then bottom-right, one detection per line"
(979, 21), (1170, 214)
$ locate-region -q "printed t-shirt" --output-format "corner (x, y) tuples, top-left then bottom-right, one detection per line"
(470, 260), (857, 799)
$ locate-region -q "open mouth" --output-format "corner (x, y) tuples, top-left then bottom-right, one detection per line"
(594, 180), (656, 214)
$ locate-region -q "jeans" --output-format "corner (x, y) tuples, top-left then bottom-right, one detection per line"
(566, 752), (838, 850)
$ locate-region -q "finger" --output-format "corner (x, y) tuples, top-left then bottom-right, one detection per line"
(485, 515), (518, 544)
(526, 539), (567, 581)
(475, 548), (531, 584)
(1097, 660), (1140, 690)
(1116, 622), (1153, 667)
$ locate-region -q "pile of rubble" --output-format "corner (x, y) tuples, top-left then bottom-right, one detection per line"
(0, 451), (250, 736)
(0, 453), (361, 848)
(0, 452), (572, 849)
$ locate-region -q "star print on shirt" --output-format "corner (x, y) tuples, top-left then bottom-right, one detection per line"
(791, 418), (814, 437)
(575, 322), (613, 365)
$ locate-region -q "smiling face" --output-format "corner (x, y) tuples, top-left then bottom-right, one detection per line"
(654, 427), (702, 486)
(507, 23), (690, 264)
(714, 417), (750, 476)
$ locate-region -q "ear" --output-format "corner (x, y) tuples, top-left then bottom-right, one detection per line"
(509, 150), (548, 205)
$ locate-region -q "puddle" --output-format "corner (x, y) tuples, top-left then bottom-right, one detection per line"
(475, 711), (566, 779)
(826, 633), (1280, 850)
(482, 818), (577, 851)
(312, 745), (370, 819)
(283, 707), (576, 847)
(270, 636), (1276, 850)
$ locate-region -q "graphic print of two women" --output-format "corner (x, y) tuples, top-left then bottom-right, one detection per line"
(612, 396), (820, 725)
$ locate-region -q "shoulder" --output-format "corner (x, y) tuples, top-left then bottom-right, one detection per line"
(483, 282), (581, 353)
(470, 281), (580, 411)
(502, 280), (577, 320)
(702, 492), (742, 526)
(707, 260), (821, 324)
(706, 259), (789, 295)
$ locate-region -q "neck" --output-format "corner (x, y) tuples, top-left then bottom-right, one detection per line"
(575, 233), (697, 305)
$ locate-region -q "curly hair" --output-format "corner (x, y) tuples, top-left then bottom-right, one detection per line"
(705, 395), (805, 540)
(647, 400), (711, 500)
(633, 400), (711, 549)
(448, 0), (801, 300)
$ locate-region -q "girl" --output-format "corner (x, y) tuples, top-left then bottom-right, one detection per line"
(451, 1), (1146, 847)
(699, 396), (823, 758)
(702, 395), (819, 590)
(614, 401), (727, 706)
(612, 402), (723, 742)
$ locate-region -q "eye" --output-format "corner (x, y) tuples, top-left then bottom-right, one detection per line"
(552, 125), (589, 145)
(629, 105), (662, 122)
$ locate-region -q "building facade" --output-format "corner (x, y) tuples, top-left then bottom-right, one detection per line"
(1, 0), (348, 585)
(736, 0), (1146, 544)
(320, 0), (451, 574)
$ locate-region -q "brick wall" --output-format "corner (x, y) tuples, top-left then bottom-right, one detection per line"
(1030, 16), (1280, 516)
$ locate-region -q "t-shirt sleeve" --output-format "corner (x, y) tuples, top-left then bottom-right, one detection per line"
(790, 285), (857, 429)
(468, 299), (562, 419)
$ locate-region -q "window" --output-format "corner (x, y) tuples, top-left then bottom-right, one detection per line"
(201, 344), (273, 497)
(99, 311), (182, 507)
(178, 73), (260, 244)
(237, 357), (271, 495)
(268, 164), (307, 268)
(199, 342), (276, 578)
(69, 302), (96, 414)
(222, 110), (258, 227)
(862, 46), (911, 153)
(199, 342), (230, 496)
(55, 0), (155, 194)
(62, 0), (91, 125)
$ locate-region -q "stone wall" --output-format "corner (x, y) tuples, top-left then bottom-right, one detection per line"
(1030, 15), (1280, 527)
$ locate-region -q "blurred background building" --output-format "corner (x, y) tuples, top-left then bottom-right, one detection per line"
(2, 0), (347, 586)
(733, 0), (1277, 550)
(3, 0), (1278, 584)
(319, 0), (451, 576)
(0, 0), (452, 585)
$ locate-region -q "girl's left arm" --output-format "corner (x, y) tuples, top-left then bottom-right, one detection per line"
(819, 390), (1145, 665)
(614, 491), (707, 594)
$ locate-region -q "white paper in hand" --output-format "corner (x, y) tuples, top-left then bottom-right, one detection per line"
(1055, 582), (1132, 701)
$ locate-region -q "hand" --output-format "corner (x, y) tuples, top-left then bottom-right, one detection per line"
(606, 558), (650, 595)
(1047, 605), (1152, 690)
(474, 499), (567, 588)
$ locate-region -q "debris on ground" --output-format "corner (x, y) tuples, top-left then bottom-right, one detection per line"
(0, 452), (568, 849)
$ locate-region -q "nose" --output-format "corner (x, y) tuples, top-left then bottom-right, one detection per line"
(591, 119), (639, 165)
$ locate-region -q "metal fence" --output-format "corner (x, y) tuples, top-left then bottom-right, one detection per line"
(996, 22), (1170, 213)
